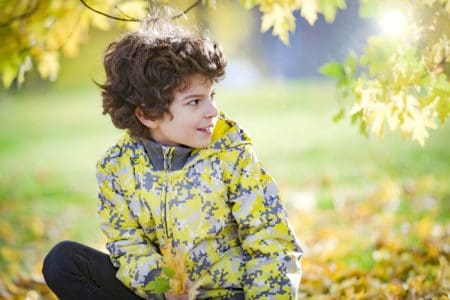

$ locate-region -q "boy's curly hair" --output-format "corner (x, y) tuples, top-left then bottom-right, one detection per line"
(98, 16), (226, 138)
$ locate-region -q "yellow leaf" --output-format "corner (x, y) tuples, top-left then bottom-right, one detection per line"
(63, 12), (90, 57)
(368, 102), (387, 138)
(1, 62), (18, 88)
(261, 4), (296, 45)
(29, 216), (46, 239)
(1, 246), (22, 262)
(409, 105), (437, 147)
(386, 92), (405, 130)
(36, 51), (60, 81)
(437, 256), (450, 288)
(299, 0), (319, 25)
(46, 9), (83, 51)
(320, 0), (347, 23)
(373, 179), (401, 204)
(160, 241), (189, 295)
(416, 217), (432, 240)
(25, 290), (40, 300)
(0, 220), (15, 242)
(386, 282), (406, 297)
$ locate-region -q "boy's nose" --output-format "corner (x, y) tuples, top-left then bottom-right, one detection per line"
(205, 99), (219, 118)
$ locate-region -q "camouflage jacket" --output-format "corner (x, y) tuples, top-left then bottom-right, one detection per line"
(96, 114), (302, 299)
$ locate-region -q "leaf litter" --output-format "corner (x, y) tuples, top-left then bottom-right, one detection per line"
(0, 177), (448, 299)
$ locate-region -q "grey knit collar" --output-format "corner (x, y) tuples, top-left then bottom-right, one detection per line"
(139, 138), (193, 171)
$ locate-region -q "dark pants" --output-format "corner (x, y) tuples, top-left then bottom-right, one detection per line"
(42, 241), (245, 300)
(42, 241), (153, 300)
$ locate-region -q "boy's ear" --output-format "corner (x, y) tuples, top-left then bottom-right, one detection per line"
(135, 106), (160, 129)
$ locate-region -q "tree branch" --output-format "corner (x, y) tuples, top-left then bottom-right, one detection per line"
(114, 4), (136, 21)
(78, 0), (203, 22)
(79, 0), (140, 22)
(172, 0), (202, 19)
(0, 0), (39, 27)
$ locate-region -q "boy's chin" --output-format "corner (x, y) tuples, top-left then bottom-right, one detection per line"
(188, 143), (210, 149)
(184, 140), (212, 149)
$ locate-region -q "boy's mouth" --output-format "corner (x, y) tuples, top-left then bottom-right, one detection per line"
(197, 125), (214, 134)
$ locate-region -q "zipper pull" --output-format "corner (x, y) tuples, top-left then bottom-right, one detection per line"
(162, 146), (174, 172)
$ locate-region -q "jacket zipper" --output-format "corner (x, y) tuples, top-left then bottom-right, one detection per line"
(162, 146), (173, 239)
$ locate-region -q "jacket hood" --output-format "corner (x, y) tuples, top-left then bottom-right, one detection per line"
(209, 112), (253, 150)
(188, 112), (253, 164)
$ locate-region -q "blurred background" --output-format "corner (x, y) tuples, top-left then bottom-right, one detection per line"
(0, 0), (449, 298)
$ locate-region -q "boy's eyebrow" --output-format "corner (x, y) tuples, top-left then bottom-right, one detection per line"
(183, 90), (216, 100)
(183, 94), (204, 100)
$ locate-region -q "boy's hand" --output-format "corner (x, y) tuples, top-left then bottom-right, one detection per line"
(164, 293), (188, 300)
(164, 279), (195, 300)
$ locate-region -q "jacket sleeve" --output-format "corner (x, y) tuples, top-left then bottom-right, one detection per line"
(226, 145), (303, 299)
(96, 157), (164, 299)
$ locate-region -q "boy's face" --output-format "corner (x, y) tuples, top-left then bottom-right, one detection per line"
(147, 73), (218, 148)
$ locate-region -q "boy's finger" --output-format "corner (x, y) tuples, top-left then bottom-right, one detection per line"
(185, 279), (193, 290)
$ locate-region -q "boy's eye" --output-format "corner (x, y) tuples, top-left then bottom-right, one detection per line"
(188, 99), (200, 106)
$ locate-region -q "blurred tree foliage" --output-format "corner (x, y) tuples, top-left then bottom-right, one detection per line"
(1, 0), (449, 145)
(318, 0), (450, 146)
(0, 0), (147, 88)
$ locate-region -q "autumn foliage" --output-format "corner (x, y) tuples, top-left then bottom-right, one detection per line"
(1, 176), (449, 299)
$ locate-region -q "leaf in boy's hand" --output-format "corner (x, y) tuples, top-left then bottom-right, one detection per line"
(160, 241), (191, 294)
(159, 242), (204, 297)
(148, 276), (170, 293)
(162, 266), (175, 278)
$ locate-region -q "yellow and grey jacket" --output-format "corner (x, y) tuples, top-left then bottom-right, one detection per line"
(96, 114), (302, 299)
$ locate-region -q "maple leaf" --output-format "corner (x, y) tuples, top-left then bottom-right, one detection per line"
(320, 0), (347, 23)
(368, 102), (387, 138)
(298, 0), (318, 26)
(35, 51), (60, 81)
(160, 241), (190, 295)
(261, 3), (296, 45)
(399, 96), (437, 146)
(433, 74), (450, 123)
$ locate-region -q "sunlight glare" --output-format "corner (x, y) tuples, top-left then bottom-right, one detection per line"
(378, 10), (407, 35)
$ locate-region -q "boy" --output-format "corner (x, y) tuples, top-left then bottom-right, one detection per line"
(43, 16), (302, 300)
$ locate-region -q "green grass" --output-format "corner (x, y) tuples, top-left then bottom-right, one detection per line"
(0, 88), (122, 245)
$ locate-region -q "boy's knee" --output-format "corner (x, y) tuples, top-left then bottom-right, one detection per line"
(42, 240), (81, 282)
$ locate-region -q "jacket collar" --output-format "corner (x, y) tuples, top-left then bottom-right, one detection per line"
(139, 138), (192, 171)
